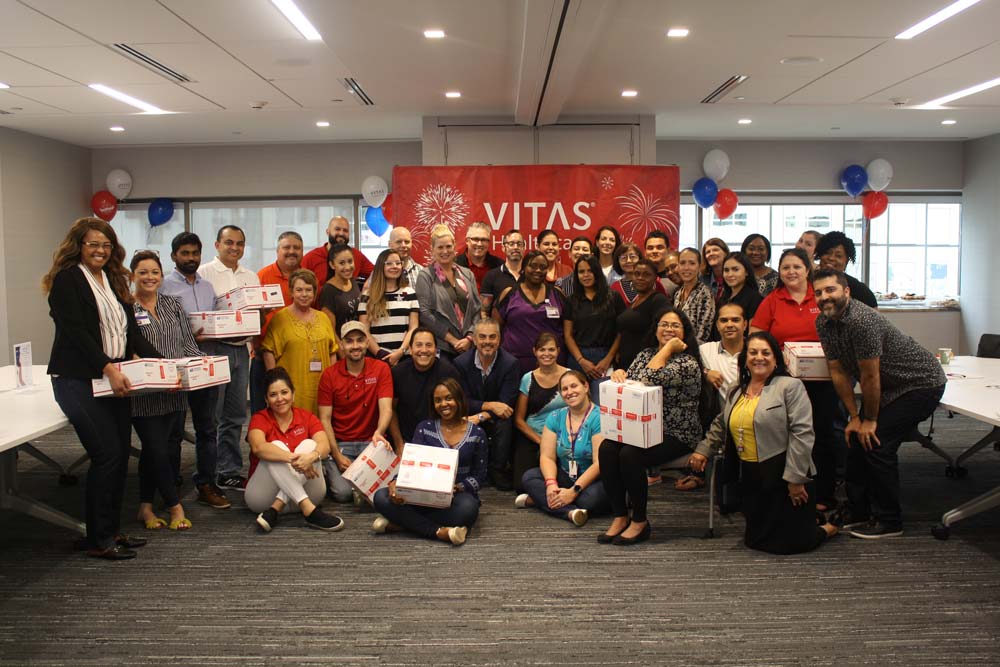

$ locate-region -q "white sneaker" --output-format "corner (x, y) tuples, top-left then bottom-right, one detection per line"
(514, 493), (530, 508)
(568, 509), (589, 527)
(447, 526), (468, 545)
(372, 515), (390, 534)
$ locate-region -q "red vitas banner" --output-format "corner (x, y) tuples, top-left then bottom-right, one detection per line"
(391, 164), (680, 264)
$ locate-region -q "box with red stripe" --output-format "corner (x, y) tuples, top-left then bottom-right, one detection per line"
(395, 442), (459, 508)
(92, 358), (178, 397)
(598, 380), (663, 448)
(342, 441), (401, 503)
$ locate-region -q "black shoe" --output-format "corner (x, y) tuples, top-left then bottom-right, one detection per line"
(86, 545), (137, 560)
(256, 508), (279, 532)
(115, 534), (148, 549)
(597, 523), (628, 544)
(829, 506), (870, 530)
(612, 522), (651, 546)
(217, 475), (247, 491)
(305, 508), (345, 532)
(849, 521), (903, 539)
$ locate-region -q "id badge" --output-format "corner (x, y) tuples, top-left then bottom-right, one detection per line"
(569, 459), (578, 478)
(545, 305), (560, 319)
(135, 312), (150, 326)
(309, 359), (322, 372)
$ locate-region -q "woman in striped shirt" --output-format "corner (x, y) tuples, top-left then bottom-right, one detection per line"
(130, 251), (202, 531)
(358, 248), (418, 366)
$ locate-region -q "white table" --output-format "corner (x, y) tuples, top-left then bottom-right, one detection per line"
(0, 365), (85, 535)
(926, 356), (1000, 539)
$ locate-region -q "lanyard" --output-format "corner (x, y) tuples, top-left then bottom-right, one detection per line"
(565, 405), (595, 461)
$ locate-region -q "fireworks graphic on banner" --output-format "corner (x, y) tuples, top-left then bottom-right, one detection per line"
(601, 176), (615, 190)
(411, 183), (470, 257)
(615, 185), (679, 240)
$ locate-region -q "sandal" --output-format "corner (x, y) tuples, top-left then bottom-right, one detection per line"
(168, 517), (193, 531)
(141, 516), (167, 530)
(674, 474), (705, 491)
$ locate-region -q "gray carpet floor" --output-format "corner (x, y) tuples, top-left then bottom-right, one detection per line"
(1, 408), (999, 666)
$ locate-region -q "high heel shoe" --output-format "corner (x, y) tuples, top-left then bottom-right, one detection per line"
(612, 522), (651, 545)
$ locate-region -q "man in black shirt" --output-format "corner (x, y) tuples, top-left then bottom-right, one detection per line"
(480, 230), (524, 317)
(389, 328), (461, 447)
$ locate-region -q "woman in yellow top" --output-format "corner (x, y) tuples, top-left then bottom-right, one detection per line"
(688, 331), (837, 554)
(261, 269), (339, 414)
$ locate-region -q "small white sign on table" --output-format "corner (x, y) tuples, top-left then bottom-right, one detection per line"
(13, 342), (32, 390)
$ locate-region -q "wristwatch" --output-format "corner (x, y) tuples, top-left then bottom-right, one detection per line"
(572, 484), (582, 494)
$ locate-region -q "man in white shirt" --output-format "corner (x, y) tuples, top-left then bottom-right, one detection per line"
(197, 225), (261, 490)
(699, 302), (748, 399)
(389, 226), (423, 288)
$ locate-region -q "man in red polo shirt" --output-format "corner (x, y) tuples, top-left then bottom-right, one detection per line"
(303, 215), (375, 285)
(317, 321), (394, 503)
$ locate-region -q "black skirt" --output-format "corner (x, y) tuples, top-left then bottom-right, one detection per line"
(739, 453), (826, 555)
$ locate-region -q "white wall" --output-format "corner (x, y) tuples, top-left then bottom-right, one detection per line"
(960, 133), (1000, 355)
(0, 127), (91, 365)
(882, 310), (961, 356)
(657, 139), (964, 192)
(91, 141), (422, 198)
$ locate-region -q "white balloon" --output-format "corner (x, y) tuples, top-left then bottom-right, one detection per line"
(361, 175), (389, 208)
(105, 168), (133, 199)
(703, 149), (731, 182)
(866, 158), (893, 192)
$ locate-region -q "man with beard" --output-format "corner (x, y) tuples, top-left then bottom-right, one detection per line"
(303, 215), (375, 285)
(160, 232), (231, 509)
(388, 328), (461, 447)
(813, 269), (946, 539)
(389, 226), (423, 288)
(480, 230), (524, 317)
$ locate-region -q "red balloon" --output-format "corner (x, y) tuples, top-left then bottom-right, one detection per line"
(381, 192), (393, 223)
(91, 190), (118, 222)
(713, 188), (739, 220)
(862, 191), (888, 219)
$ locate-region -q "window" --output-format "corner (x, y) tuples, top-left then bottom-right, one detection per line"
(109, 204), (185, 264)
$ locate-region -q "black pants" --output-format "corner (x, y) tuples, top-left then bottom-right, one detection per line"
(482, 417), (513, 479)
(133, 411), (185, 507)
(846, 384), (944, 528)
(185, 386), (219, 486)
(804, 381), (838, 505)
(511, 432), (540, 492)
(52, 376), (132, 550)
(599, 436), (691, 523)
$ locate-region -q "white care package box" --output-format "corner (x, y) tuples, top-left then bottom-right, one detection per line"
(598, 380), (663, 448)
(92, 358), (177, 397)
(188, 309), (261, 338)
(214, 284), (284, 311)
(341, 442), (401, 503)
(395, 443), (459, 508)
(175, 355), (231, 391)
(783, 342), (830, 380)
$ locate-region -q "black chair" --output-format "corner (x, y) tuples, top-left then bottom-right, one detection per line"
(977, 333), (1000, 359)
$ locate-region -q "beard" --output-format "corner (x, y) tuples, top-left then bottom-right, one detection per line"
(177, 261), (199, 275)
(329, 234), (349, 247)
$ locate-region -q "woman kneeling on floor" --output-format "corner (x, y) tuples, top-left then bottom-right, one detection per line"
(246, 367), (344, 532)
(688, 331), (837, 554)
(516, 370), (609, 526)
(372, 378), (486, 545)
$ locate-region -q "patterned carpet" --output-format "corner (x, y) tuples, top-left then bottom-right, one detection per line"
(1, 409), (998, 666)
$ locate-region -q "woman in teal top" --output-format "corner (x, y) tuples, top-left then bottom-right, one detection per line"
(515, 370), (610, 526)
(511, 333), (568, 491)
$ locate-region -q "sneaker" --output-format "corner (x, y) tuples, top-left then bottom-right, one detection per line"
(849, 521), (903, 539)
(256, 508), (279, 532)
(829, 507), (870, 530)
(372, 516), (390, 534)
(305, 508), (345, 532)
(197, 483), (231, 509)
(217, 475), (247, 491)
(513, 493), (530, 509)
(568, 509), (589, 527)
(447, 526), (468, 545)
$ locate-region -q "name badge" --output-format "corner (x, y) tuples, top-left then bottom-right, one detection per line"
(568, 459), (578, 478)
(309, 360), (322, 372)
(545, 305), (560, 319)
(135, 312), (151, 326)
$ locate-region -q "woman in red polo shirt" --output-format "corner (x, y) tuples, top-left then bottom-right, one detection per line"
(245, 367), (344, 533)
(751, 247), (838, 512)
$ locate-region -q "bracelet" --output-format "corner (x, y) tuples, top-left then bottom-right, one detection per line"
(544, 479), (558, 487)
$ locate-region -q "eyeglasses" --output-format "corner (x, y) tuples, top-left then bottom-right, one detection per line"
(83, 241), (114, 251)
(621, 254), (640, 262)
(504, 240), (526, 248)
(657, 321), (684, 330)
(132, 249), (159, 257)
(467, 237), (490, 244)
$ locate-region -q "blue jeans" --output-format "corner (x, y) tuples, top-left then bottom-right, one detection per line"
(52, 376), (131, 550)
(522, 466), (610, 520)
(186, 385), (219, 486)
(204, 342), (249, 478)
(568, 346), (611, 404)
(322, 440), (368, 503)
(133, 411), (185, 507)
(372, 488), (480, 539)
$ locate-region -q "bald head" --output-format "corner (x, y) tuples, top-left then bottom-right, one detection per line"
(389, 226), (413, 263)
(327, 216), (351, 246)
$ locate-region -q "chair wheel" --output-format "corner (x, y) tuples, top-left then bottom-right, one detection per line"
(955, 466), (968, 479)
(58, 474), (78, 486)
(945, 465), (955, 478)
(931, 524), (950, 540)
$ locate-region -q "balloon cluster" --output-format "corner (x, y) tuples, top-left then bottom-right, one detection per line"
(840, 159), (893, 219)
(693, 149), (739, 220)
(89, 169), (175, 227)
(361, 175), (392, 237)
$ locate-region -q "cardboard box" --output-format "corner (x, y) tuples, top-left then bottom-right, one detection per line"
(92, 358), (178, 397)
(395, 443), (459, 508)
(341, 442), (400, 503)
(598, 380), (663, 448)
(175, 355), (231, 391)
(188, 309), (260, 338)
(214, 284), (284, 311)
(784, 342), (830, 380)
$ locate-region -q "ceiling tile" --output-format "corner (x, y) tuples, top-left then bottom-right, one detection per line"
(21, 0), (203, 44)
(181, 78), (300, 111)
(160, 0), (304, 41)
(0, 88), (66, 113)
(126, 42), (264, 83)
(0, 50), (76, 86)
(0, 0), (92, 47)
(220, 40), (350, 81)
(3, 45), (168, 85)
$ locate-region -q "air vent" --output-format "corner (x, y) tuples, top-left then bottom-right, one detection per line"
(701, 75), (748, 104)
(112, 44), (192, 83)
(0, 109), (11, 115)
(339, 78), (375, 106)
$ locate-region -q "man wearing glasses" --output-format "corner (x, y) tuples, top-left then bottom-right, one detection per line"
(456, 221), (503, 291)
(480, 230), (525, 317)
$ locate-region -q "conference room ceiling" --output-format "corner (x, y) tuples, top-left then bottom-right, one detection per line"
(0, 0), (998, 147)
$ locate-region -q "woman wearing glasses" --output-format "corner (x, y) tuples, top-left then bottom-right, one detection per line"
(43, 218), (162, 560)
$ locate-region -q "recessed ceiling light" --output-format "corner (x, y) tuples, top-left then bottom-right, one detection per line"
(738, 118), (752, 125)
(780, 56), (823, 65)
(445, 91), (461, 98)
(941, 119), (957, 125)
(666, 27), (689, 38)
(831, 126), (841, 131)
(734, 96), (745, 100)
(918, 75), (1000, 108)
(89, 83), (167, 114)
(0, 82), (9, 89)
(316, 121), (330, 127)
(109, 126), (125, 132)
(621, 89), (638, 97)
(270, 0), (323, 41)
(895, 0), (981, 39)
(424, 29), (446, 39)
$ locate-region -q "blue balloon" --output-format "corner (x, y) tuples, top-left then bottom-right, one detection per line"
(147, 198), (174, 227)
(365, 206), (389, 237)
(692, 177), (719, 208)
(840, 164), (868, 198)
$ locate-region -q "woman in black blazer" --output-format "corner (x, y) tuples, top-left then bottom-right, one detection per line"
(43, 217), (161, 560)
